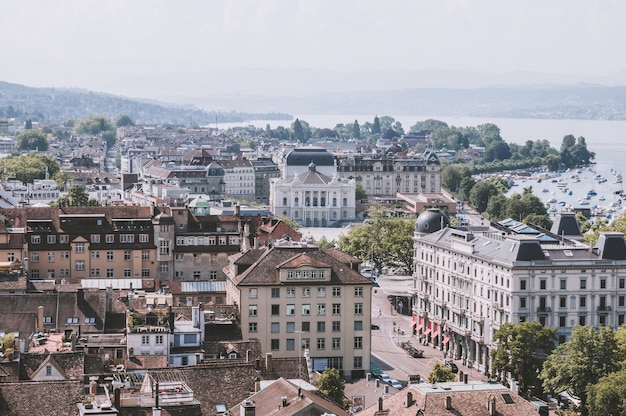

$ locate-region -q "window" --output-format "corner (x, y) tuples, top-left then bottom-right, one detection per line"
(580, 279), (587, 290)
(91, 234), (100, 243)
(286, 339), (295, 351)
(559, 296), (566, 308)
(142, 250), (150, 261)
(46, 365), (52, 376)
(106, 234), (114, 243)
(141, 335), (150, 345)
(520, 279), (526, 290)
(317, 287), (326, 297)
(620, 296), (625, 307)
(124, 250), (131, 261)
(579, 296), (586, 308)
(317, 321), (326, 332)
(287, 304), (295, 316)
(271, 304), (280, 316)
(540, 279), (546, 290)
(601, 279), (607, 289)
(354, 303), (363, 314)
(560, 279), (567, 290)
(317, 338), (325, 350)
(559, 316), (566, 327)
(354, 356), (363, 369)
(271, 288), (280, 298)
(354, 287), (363, 297)
(579, 315), (586, 326)
(519, 297), (526, 308)
(286, 322), (295, 333)
(142, 268), (150, 277)
(47, 252), (54, 262)
(124, 269), (131, 277)
(301, 322), (310, 332)
(120, 234), (134, 243)
(31, 235), (41, 244)
(159, 240), (170, 255)
(287, 288), (296, 298)
(301, 287), (310, 297)
(60, 251), (69, 259)
(332, 321), (341, 332)
(47, 235), (56, 244)
(140, 234), (149, 243)
(354, 336), (363, 349)
(75, 260), (85, 271)
(249, 322), (257, 332)
(6, 253), (14, 262)
(317, 303), (326, 316)
(66, 317), (78, 324)
(156, 335), (164, 345)
(90, 268), (100, 277)
(301, 304), (310, 316)
(332, 338), (340, 349)
(43, 316), (52, 324)
(354, 321), (363, 330)
(75, 243), (85, 253)
(30, 252), (39, 262)
(60, 235), (69, 244)
(332, 287), (341, 297)
(271, 339), (279, 351)
(209, 271), (218, 280)
(31, 270), (39, 279)
(84, 317), (96, 324)
(248, 288), (258, 299)
(332, 304), (341, 315)
(248, 305), (257, 317)
(621, 278), (626, 289)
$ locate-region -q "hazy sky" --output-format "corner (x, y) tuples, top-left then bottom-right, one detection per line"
(2, 0), (625, 98)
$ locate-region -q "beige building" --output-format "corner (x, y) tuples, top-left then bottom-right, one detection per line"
(225, 244), (372, 380)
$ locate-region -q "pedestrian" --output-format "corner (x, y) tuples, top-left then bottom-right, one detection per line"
(378, 310), (382, 318)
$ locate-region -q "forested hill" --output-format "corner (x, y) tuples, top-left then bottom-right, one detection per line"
(0, 81), (291, 125)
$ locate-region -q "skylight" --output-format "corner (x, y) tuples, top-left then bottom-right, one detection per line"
(564, 250), (573, 257)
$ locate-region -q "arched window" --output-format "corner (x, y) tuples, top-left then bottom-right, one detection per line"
(294, 197), (299, 206)
(282, 197), (287, 206)
(342, 198), (347, 207)
(305, 197), (311, 206)
(313, 197), (318, 206)
(332, 198), (337, 207)
(294, 211), (299, 218)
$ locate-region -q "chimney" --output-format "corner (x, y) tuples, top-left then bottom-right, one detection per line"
(253, 236), (259, 249)
(37, 306), (44, 333)
(241, 399), (255, 416)
(281, 396), (288, 407)
(192, 305), (200, 328)
(254, 377), (261, 393)
(265, 353), (273, 373)
(106, 285), (113, 314)
(464, 373), (469, 384)
(378, 397), (383, 411)
(406, 391), (413, 407)
(458, 370), (464, 382)
(445, 395), (452, 410)
(487, 396), (496, 416)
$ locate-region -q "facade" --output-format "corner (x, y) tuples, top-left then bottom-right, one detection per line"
(225, 245), (372, 380)
(251, 157), (281, 204)
(412, 209), (626, 375)
(219, 159), (256, 202)
(270, 162), (356, 227)
(336, 151), (442, 198)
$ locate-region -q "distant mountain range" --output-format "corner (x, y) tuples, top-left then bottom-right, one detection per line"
(2, 76), (626, 125)
(0, 81), (291, 125)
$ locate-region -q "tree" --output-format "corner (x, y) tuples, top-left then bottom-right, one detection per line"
(540, 326), (622, 416)
(316, 236), (336, 249)
(51, 185), (100, 207)
(352, 120), (361, 139)
(115, 114), (135, 127)
(468, 177), (508, 213)
(491, 321), (556, 398)
(314, 367), (348, 408)
(16, 130), (49, 151)
(587, 370), (626, 416)
(338, 209), (414, 274)
(441, 164), (472, 192)
(355, 182), (367, 202)
(372, 116), (381, 134)
(428, 362), (455, 383)
(24, 119), (33, 129)
(0, 153), (59, 184)
(292, 119), (305, 143)
(74, 115), (117, 148)
(276, 215), (301, 230)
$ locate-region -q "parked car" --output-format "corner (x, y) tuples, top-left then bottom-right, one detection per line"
(371, 324), (380, 330)
(389, 379), (403, 389)
(444, 360), (459, 373)
(379, 374), (391, 384)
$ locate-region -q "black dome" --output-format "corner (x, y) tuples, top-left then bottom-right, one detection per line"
(286, 148), (335, 166)
(416, 208), (450, 234)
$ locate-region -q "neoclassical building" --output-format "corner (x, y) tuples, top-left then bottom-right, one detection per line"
(412, 209), (626, 375)
(270, 148), (356, 227)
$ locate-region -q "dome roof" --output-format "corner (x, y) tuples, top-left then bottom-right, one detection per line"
(416, 208), (450, 234)
(285, 147), (335, 166)
(188, 196), (210, 208)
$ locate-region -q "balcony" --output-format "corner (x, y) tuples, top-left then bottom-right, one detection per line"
(536, 306), (551, 314)
(597, 305), (612, 314)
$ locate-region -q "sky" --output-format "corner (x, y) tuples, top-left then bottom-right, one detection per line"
(2, 0), (626, 101)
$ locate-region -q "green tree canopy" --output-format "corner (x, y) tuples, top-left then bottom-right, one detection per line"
(540, 325), (622, 416)
(0, 153), (59, 184)
(292, 119), (305, 143)
(428, 362), (456, 383)
(355, 182), (367, 202)
(372, 116), (381, 134)
(314, 367), (348, 409)
(16, 129), (49, 151)
(352, 120), (361, 139)
(51, 184), (100, 207)
(491, 321), (556, 398)
(115, 114), (135, 127)
(338, 208), (414, 274)
(74, 115), (117, 148)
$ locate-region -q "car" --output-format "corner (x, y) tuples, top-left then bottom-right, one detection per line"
(444, 360), (459, 373)
(370, 324), (380, 330)
(379, 374), (391, 384)
(389, 379), (403, 389)
(372, 281), (380, 287)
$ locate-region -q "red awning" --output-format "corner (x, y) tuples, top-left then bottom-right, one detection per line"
(423, 327), (432, 336)
(415, 323), (424, 331)
(442, 335), (450, 344)
(431, 327), (440, 338)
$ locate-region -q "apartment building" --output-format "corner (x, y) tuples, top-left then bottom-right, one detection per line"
(225, 244), (372, 380)
(412, 209), (626, 375)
